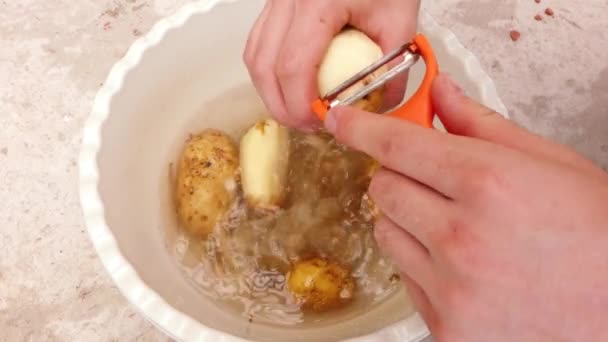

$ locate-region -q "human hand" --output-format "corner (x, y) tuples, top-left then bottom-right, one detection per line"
(243, 0), (420, 130)
(325, 73), (608, 341)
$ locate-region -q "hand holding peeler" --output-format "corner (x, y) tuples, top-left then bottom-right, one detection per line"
(312, 34), (439, 128)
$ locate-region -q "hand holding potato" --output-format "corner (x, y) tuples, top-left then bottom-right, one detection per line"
(244, 0), (421, 130)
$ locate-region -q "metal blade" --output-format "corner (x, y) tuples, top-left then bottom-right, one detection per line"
(323, 43), (413, 100)
(329, 51), (420, 109)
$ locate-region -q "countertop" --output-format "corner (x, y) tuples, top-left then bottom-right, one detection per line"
(1, 0), (607, 341)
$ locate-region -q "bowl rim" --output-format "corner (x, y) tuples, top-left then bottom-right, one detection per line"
(78, 1), (508, 341)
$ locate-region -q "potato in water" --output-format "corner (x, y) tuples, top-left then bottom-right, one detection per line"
(288, 258), (355, 312)
(240, 119), (289, 209)
(175, 130), (239, 237)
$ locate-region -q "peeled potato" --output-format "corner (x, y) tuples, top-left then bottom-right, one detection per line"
(287, 258), (355, 312)
(175, 130), (239, 237)
(240, 119), (289, 209)
(317, 28), (388, 113)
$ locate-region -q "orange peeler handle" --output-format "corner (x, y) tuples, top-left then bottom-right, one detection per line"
(312, 34), (439, 128)
(387, 34), (438, 128)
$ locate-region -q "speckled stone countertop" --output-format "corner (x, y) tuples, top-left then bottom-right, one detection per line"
(1, 0), (607, 341)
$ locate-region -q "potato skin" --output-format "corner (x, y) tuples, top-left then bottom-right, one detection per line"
(175, 130), (239, 237)
(287, 258), (355, 312)
(350, 83), (385, 113)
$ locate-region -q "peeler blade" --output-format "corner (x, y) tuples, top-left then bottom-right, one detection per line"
(322, 44), (420, 110)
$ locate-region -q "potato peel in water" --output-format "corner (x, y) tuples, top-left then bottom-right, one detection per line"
(240, 119), (289, 209)
(287, 258), (356, 312)
(175, 130), (239, 237)
(317, 28), (388, 113)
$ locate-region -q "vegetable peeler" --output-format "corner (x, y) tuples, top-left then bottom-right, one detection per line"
(312, 34), (439, 128)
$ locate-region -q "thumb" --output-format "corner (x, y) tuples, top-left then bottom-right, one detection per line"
(432, 73), (606, 177)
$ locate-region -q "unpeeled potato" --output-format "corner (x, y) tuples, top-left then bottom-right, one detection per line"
(175, 130), (239, 237)
(240, 119), (289, 209)
(317, 28), (388, 113)
(287, 258), (355, 312)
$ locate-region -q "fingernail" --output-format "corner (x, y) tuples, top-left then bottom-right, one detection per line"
(308, 119), (323, 133)
(442, 73), (463, 96)
(324, 109), (338, 134)
(298, 122), (318, 134)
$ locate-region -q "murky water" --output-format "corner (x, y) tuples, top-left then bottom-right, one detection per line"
(174, 129), (400, 326)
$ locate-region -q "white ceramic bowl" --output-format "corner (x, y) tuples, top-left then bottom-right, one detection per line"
(79, 1), (508, 341)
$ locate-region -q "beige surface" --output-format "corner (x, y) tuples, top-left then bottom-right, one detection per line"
(0, 0), (606, 341)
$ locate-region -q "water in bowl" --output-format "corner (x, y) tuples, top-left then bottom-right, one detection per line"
(169, 89), (401, 327)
